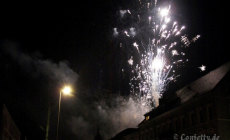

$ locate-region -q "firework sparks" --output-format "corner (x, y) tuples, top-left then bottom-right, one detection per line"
(128, 57), (134, 66)
(113, 28), (119, 36)
(172, 50), (179, 56)
(114, 1), (200, 108)
(133, 42), (139, 52)
(199, 65), (206, 71)
(159, 7), (170, 17)
(130, 27), (136, 37)
(124, 31), (130, 37)
(120, 10), (128, 18)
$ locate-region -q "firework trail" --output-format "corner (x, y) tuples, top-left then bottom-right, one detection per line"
(114, 0), (200, 108)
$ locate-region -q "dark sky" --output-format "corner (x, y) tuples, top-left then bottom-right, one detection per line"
(0, 0), (229, 139)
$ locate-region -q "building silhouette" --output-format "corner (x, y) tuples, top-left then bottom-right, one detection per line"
(94, 128), (103, 140)
(0, 104), (21, 140)
(111, 62), (230, 139)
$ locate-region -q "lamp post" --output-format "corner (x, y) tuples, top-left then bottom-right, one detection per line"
(56, 86), (72, 140)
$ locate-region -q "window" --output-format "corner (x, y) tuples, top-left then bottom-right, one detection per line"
(146, 116), (150, 120)
(199, 107), (206, 123)
(208, 105), (213, 120)
(181, 116), (186, 128)
(169, 121), (173, 131)
(173, 119), (177, 131)
(176, 118), (181, 130)
(191, 112), (197, 125)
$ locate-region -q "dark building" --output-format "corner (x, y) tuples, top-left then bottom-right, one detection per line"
(0, 104), (21, 140)
(111, 128), (139, 140)
(111, 62), (230, 140)
(94, 128), (103, 140)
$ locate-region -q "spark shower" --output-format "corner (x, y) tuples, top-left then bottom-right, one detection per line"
(113, 0), (200, 108)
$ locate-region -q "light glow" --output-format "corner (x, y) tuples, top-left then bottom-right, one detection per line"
(160, 8), (169, 17)
(61, 86), (72, 95)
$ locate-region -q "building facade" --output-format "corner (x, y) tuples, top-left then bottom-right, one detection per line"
(112, 62), (230, 140)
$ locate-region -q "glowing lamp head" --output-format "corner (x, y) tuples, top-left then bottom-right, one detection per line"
(61, 86), (72, 95)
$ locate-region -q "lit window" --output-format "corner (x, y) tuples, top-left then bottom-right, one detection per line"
(146, 116), (150, 120)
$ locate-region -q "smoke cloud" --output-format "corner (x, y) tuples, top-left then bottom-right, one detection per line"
(67, 93), (148, 139)
(2, 41), (149, 140)
(2, 42), (78, 86)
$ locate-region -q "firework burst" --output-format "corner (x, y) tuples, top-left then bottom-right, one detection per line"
(114, 0), (200, 108)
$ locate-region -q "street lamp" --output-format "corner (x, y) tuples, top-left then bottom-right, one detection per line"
(56, 85), (73, 140)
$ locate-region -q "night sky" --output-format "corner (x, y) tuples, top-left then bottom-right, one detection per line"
(0, 0), (229, 139)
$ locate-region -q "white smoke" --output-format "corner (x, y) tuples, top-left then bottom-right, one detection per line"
(3, 42), (78, 85)
(68, 95), (148, 140)
(2, 41), (148, 140)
